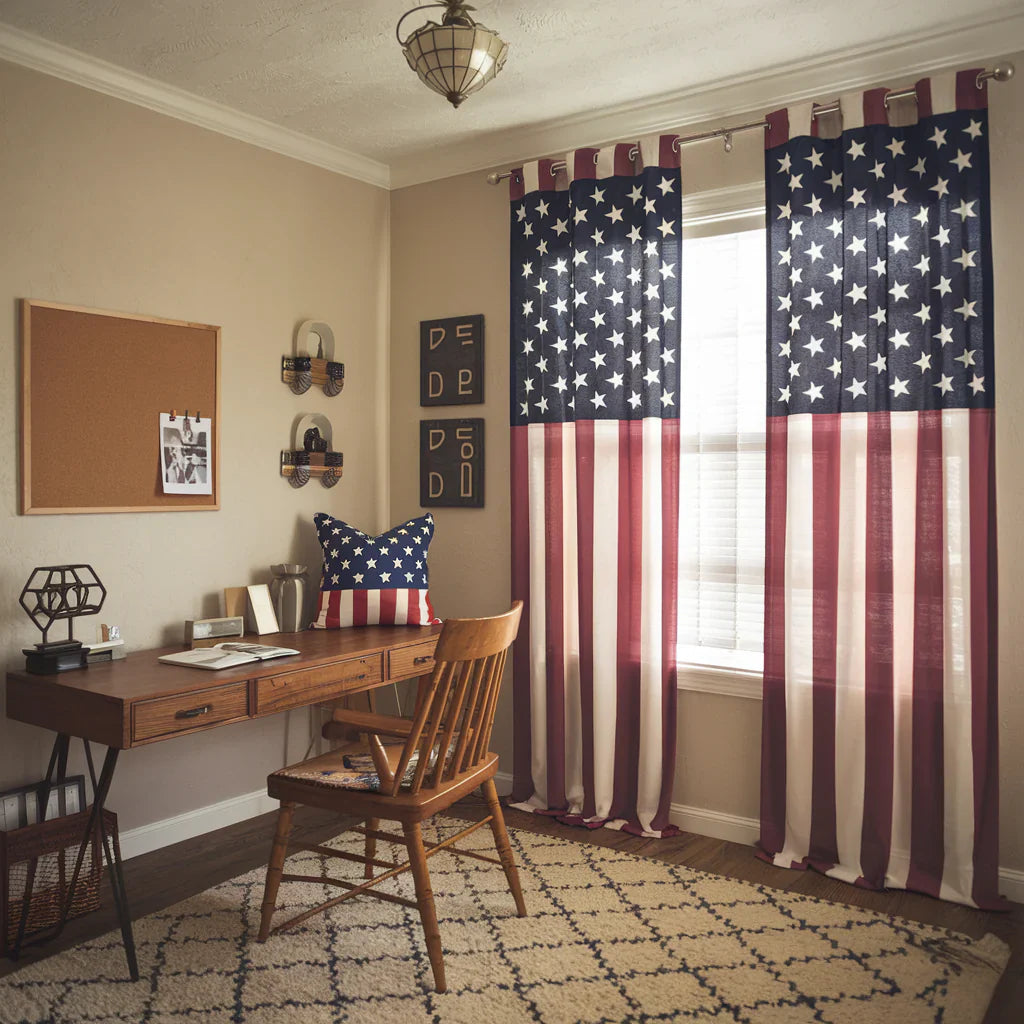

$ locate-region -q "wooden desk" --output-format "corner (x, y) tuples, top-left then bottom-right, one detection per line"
(3, 624), (442, 977)
(7, 625), (442, 750)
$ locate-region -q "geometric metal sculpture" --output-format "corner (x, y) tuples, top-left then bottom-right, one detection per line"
(19, 564), (106, 673)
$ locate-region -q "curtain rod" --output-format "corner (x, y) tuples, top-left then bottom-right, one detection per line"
(486, 62), (1014, 184)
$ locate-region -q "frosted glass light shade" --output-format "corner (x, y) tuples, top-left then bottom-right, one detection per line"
(400, 15), (508, 107)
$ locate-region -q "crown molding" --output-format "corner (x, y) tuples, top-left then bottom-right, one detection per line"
(0, 22), (391, 189)
(389, 9), (1024, 188)
(1, 12), (1021, 193)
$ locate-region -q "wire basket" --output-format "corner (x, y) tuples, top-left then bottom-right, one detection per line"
(1, 807), (115, 956)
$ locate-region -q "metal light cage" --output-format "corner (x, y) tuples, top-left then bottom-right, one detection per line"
(398, 3), (509, 108)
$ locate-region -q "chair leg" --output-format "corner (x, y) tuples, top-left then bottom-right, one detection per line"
(258, 802), (295, 941)
(364, 817), (379, 879)
(482, 778), (527, 917)
(403, 821), (446, 993)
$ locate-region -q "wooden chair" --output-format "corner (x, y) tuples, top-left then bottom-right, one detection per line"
(257, 601), (525, 993)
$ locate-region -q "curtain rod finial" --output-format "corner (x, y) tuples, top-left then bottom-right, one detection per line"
(486, 171), (502, 185)
(992, 62), (1015, 82)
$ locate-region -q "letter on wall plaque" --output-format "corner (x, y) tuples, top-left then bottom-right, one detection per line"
(419, 314), (484, 406)
(419, 418), (484, 508)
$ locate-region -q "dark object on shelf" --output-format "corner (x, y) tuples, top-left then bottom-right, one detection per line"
(420, 418), (484, 507)
(303, 427), (328, 453)
(281, 415), (343, 489)
(281, 320), (345, 396)
(19, 565), (106, 675)
(1, 807), (117, 957)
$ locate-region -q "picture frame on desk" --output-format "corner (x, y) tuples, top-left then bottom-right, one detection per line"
(247, 584), (280, 635)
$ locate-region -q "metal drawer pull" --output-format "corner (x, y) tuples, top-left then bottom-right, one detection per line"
(175, 704), (212, 719)
(353, 673), (368, 680)
(413, 656), (432, 665)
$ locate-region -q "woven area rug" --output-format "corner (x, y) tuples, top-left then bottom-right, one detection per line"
(0, 818), (1008, 1023)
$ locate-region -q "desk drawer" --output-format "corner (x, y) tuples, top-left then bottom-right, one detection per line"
(133, 682), (249, 743)
(255, 654), (384, 716)
(389, 639), (438, 681)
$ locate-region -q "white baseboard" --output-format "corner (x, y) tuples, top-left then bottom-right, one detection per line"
(666, 802), (1024, 905)
(998, 867), (1024, 905)
(669, 801), (761, 847)
(494, 770), (513, 796)
(120, 776), (1024, 904)
(119, 789), (278, 861)
(500, 780), (1024, 905)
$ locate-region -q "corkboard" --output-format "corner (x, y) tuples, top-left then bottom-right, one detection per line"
(20, 300), (221, 514)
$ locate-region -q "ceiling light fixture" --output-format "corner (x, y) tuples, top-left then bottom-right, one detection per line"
(396, 1), (509, 108)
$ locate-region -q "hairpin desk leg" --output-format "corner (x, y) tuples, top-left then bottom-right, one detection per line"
(84, 742), (138, 981)
(55, 742), (139, 981)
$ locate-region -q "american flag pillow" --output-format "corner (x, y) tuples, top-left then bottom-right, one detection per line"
(311, 512), (440, 628)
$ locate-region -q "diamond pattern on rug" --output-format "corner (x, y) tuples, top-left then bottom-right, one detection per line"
(0, 818), (1008, 1024)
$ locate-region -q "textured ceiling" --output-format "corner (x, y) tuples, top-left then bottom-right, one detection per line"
(0, 0), (1019, 171)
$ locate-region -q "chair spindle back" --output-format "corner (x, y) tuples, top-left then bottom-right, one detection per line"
(388, 602), (522, 796)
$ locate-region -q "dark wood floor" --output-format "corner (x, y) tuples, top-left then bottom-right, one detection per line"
(2, 798), (1020, 1021)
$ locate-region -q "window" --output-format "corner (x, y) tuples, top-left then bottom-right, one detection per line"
(677, 222), (766, 687)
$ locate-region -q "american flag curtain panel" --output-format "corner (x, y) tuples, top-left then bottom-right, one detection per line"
(759, 71), (1002, 908)
(508, 137), (682, 837)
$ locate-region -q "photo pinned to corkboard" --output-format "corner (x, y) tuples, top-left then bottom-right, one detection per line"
(159, 411), (213, 495)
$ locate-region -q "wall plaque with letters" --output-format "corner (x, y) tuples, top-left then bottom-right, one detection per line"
(419, 418), (484, 508)
(419, 314), (484, 406)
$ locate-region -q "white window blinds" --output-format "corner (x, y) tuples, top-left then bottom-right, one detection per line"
(678, 226), (767, 672)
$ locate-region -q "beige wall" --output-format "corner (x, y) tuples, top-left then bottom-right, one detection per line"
(2, 46), (1022, 879)
(0, 60), (390, 829)
(390, 56), (1024, 874)
(388, 175), (515, 760)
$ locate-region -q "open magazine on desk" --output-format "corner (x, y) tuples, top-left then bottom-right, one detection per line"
(158, 641), (300, 670)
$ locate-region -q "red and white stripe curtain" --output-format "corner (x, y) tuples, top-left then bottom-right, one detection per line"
(759, 71), (1002, 908)
(508, 138), (682, 837)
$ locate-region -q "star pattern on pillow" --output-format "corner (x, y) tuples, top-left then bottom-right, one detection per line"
(311, 513), (439, 628)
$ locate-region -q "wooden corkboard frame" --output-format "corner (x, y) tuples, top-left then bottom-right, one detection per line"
(20, 300), (221, 514)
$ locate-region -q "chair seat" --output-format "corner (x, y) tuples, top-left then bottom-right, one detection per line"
(268, 747), (500, 824)
(272, 740), (410, 793)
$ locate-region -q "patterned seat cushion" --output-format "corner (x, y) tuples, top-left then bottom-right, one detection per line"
(275, 737), (459, 793)
(276, 744), (412, 792)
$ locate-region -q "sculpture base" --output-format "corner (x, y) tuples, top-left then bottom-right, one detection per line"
(23, 641), (86, 675)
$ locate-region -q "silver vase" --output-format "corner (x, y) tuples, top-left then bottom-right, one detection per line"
(269, 563), (308, 632)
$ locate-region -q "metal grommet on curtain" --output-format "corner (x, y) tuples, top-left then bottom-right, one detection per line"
(811, 99), (843, 138)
